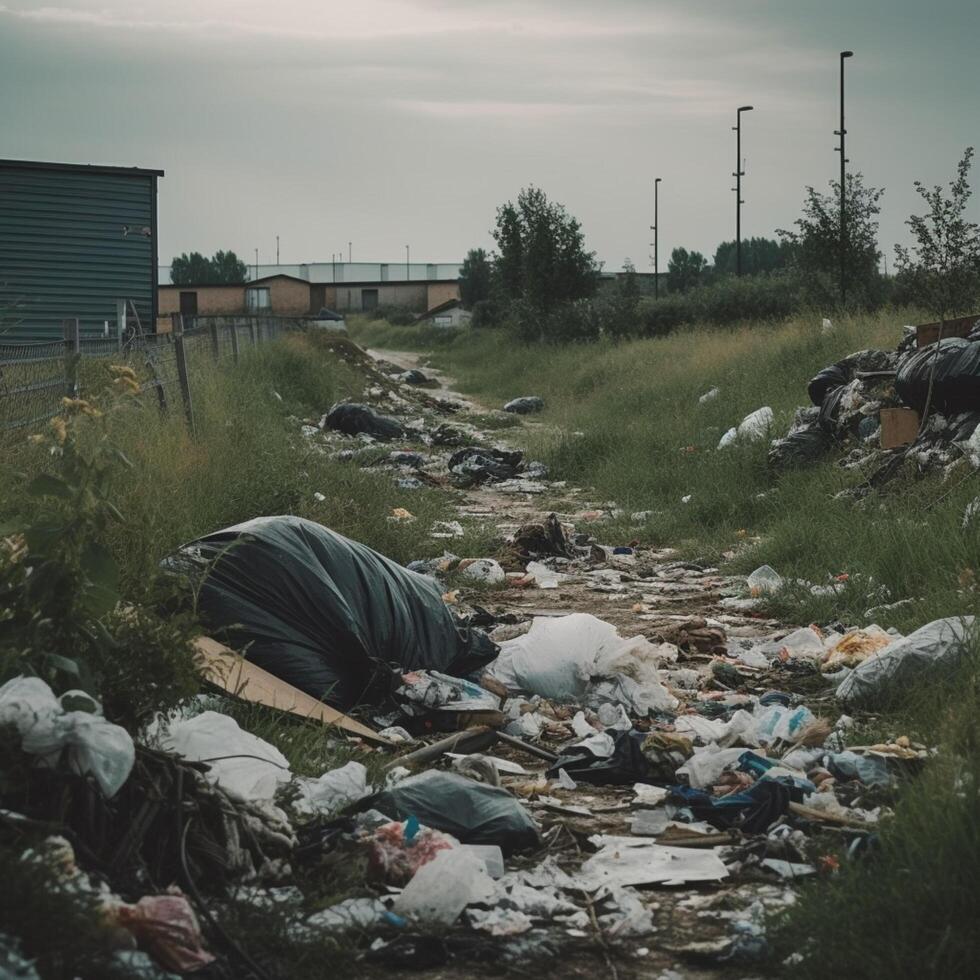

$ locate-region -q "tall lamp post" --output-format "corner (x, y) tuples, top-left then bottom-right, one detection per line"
(405, 244), (410, 280)
(835, 50), (854, 305)
(733, 105), (753, 276)
(649, 177), (662, 299)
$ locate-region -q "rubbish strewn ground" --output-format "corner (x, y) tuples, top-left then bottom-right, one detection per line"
(2, 336), (970, 979)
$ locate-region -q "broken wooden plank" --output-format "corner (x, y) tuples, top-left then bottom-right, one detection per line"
(386, 726), (497, 769)
(193, 636), (393, 747)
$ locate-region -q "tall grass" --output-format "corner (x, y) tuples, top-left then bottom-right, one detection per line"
(0, 331), (496, 595)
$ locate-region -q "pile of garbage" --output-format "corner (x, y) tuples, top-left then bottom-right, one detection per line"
(767, 320), (980, 488)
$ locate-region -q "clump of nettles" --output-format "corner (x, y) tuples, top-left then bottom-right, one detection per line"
(0, 371), (201, 731)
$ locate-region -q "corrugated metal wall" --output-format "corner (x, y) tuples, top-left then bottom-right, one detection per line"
(0, 164), (158, 340)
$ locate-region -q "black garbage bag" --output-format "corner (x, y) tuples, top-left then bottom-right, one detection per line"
(817, 385), (849, 435)
(768, 423), (834, 468)
(323, 402), (405, 441)
(448, 446), (524, 483)
(503, 396), (545, 414)
(808, 349), (897, 407)
(164, 516), (498, 709)
(808, 364), (849, 407)
(369, 771), (540, 855)
(547, 730), (657, 786)
(895, 339), (980, 416)
(668, 780), (791, 834)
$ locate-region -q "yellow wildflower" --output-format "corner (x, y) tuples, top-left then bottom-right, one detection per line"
(50, 416), (68, 444)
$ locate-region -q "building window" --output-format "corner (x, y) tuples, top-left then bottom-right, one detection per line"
(179, 291), (198, 315)
(246, 287), (271, 311)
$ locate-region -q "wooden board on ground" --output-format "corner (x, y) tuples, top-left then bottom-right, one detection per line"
(880, 407), (920, 449)
(915, 314), (977, 348)
(194, 636), (393, 747)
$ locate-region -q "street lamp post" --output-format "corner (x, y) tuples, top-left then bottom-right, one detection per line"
(835, 50), (854, 306)
(649, 177), (662, 299)
(733, 105), (753, 277)
(405, 245), (410, 280)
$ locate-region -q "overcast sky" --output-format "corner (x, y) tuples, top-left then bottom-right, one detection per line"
(2, 0), (978, 271)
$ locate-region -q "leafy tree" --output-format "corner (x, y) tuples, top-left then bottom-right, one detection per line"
(712, 237), (791, 276)
(209, 249), (248, 284)
(667, 247), (708, 294)
(600, 259), (641, 339)
(895, 147), (980, 426)
(170, 250), (248, 285)
(170, 251), (211, 285)
(491, 186), (599, 313)
(778, 173), (884, 305)
(459, 248), (492, 308)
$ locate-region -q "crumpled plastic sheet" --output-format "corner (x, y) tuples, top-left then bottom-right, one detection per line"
(837, 617), (976, 705)
(158, 710), (290, 803)
(489, 613), (676, 715)
(0, 676), (134, 797)
(293, 761), (372, 817)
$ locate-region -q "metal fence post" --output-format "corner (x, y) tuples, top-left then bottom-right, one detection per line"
(229, 320), (240, 363)
(209, 322), (220, 361)
(248, 319), (257, 346)
(116, 299), (127, 351)
(62, 317), (81, 396)
(172, 313), (195, 434)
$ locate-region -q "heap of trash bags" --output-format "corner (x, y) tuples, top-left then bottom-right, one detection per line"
(767, 319), (980, 480)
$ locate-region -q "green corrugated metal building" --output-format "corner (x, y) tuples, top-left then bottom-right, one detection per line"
(0, 159), (163, 341)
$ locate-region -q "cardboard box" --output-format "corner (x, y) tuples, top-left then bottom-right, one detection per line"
(915, 314), (978, 348)
(880, 407), (920, 449)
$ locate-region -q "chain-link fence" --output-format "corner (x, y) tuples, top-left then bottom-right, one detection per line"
(0, 315), (294, 438)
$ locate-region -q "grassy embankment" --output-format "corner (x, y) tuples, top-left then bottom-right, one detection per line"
(351, 311), (980, 979)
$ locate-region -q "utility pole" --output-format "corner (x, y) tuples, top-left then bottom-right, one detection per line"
(276, 235), (279, 265)
(733, 105), (753, 276)
(348, 241), (352, 263)
(332, 253), (336, 283)
(836, 50), (854, 306)
(406, 244), (410, 280)
(649, 177), (661, 299)
(254, 248), (258, 281)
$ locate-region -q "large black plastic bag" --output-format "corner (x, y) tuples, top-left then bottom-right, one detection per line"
(896, 339), (980, 415)
(165, 517), (498, 709)
(370, 771), (540, 855)
(323, 402), (405, 440)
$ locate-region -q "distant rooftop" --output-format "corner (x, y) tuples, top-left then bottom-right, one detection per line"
(158, 261), (462, 286)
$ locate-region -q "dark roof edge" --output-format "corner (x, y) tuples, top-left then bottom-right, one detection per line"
(0, 158), (165, 178)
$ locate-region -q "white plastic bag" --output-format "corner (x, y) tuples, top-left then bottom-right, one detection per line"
(837, 617), (976, 705)
(159, 711), (291, 802)
(0, 675), (135, 797)
(461, 559), (506, 584)
(293, 761), (371, 817)
(491, 614), (676, 714)
(393, 846), (495, 925)
(718, 407), (774, 448)
(747, 565), (784, 595)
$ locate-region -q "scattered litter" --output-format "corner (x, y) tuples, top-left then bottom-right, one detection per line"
(322, 402), (405, 440)
(158, 710), (289, 802)
(837, 617), (976, 705)
(0, 676), (134, 798)
(578, 841), (728, 888)
(371, 770), (541, 854)
(393, 846), (495, 925)
(503, 396), (545, 414)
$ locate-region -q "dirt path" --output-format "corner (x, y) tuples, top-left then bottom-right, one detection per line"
(352, 348), (820, 979)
